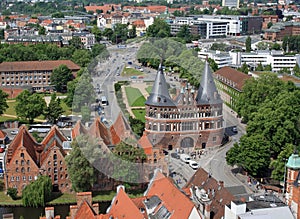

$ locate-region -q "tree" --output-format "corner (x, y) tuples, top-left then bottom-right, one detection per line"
(245, 36), (251, 52)
(236, 73), (285, 123)
(15, 90), (46, 123)
(69, 36), (83, 49)
(176, 25), (191, 43)
(129, 116), (144, 137)
(238, 62), (249, 74)
(0, 89), (8, 115)
(256, 62), (264, 71)
(22, 176), (52, 207)
(146, 18), (171, 38)
(293, 63), (300, 77)
(267, 22), (273, 29)
(128, 25), (137, 39)
(71, 68), (95, 112)
(271, 43), (281, 50)
(44, 93), (63, 124)
(38, 26), (46, 35)
(91, 25), (102, 42)
(50, 65), (73, 93)
(72, 49), (91, 67)
(65, 137), (97, 192)
(210, 43), (227, 51)
(103, 28), (113, 41)
(91, 43), (109, 59)
(208, 58), (219, 72)
(7, 188), (18, 200)
(226, 134), (271, 176)
(81, 105), (91, 123)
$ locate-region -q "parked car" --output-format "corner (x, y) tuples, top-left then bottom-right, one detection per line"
(232, 126), (238, 133)
(171, 153), (180, 159)
(189, 160), (199, 170)
(0, 145), (5, 153)
(10, 130), (18, 135)
(180, 154), (191, 164)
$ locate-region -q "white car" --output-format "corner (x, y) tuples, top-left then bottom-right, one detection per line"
(189, 161), (199, 170)
(10, 130), (19, 135)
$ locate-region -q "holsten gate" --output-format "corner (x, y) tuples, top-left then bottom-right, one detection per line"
(144, 61), (224, 150)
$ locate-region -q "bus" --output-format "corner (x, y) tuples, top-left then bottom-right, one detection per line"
(29, 124), (52, 133)
(101, 96), (108, 106)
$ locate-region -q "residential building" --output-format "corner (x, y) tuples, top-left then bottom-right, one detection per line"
(144, 61), (224, 150)
(224, 196), (294, 219)
(285, 153), (300, 208)
(261, 15), (279, 29)
(72, 32), (95, 49)
(264, 22), (300, 41)
(222, 0), (240, 8)
(5, 35), (63, 47)
(184, 167), (235, 219)
(214, 67), (251, 110)
(4, 125), (71, 194)
(0, 60), (80, 92)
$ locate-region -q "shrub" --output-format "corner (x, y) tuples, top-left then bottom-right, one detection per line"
(7, 188), (18, 200)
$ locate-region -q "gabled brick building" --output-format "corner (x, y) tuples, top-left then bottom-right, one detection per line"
(5, 125), (71, 194)
(145, 61), (224, 150)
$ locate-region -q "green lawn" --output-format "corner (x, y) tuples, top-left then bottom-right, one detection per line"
(146, 86), (152, 94)
(125, 87), (146, 107)
(122, 67), (144, 77)
(5, 101), (17, 116)
(132, 109), (146, 122)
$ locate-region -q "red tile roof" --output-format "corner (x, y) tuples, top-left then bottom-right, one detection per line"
(74, 201), (98, 219)
(106, 186), (144, 219)
(72, 120), (88, 140)
(0, 60), (80, 72)
(40, 126), (67, 164)
(132, 20), (146, 28)
(214, 66), (251, 91)
(0, 129), (7, 139)
(145, 170), (196, 218)
(147, 5), (167, 13)
(138, 134), (153, 155)
(184, 167), (235, 219)
(7, 125), (42, 165)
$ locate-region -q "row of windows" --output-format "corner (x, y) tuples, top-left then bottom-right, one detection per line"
(1, 71), (51, 75)
(2, 81), (51, 85)
(15, 167), (30, 173)
(2, 75), (50, 80)
(15, 159), (30, 166)
(11, 176), (32, 182)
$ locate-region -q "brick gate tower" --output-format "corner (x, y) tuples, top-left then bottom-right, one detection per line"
(144, 61), (224, 151)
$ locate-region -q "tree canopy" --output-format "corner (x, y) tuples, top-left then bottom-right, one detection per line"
(227, 75), (300, 179)
(65, 136), (98, 192)
(146, 18), (171, 38)
(0, 89), (8, 115)
(44, 93), (63, 124)
(50, 65), (73, 93)
(15, 90), (46, 123)
(22, 175), (52, 207)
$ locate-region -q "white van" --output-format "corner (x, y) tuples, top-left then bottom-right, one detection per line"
(180, 154), (191, 164)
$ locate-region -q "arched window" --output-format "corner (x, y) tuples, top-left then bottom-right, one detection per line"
(21, 160), (24, 166)
(15, 160), (18, 165)
(27, 167), (30, 172)
(27, 160), (30, 165)
(21, 167), (25, 173)
(16, 168), (19, 172)
(53, 154), (57, 160)
(20, 153), (24, 158)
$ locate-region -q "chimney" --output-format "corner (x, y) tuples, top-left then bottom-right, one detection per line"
(76, 192), (92, 207)
(45, 207), (54, 219)
(204, 202), (211, 219)
(219, 181), (224, 188)
(69, 205), (78, 218)
(92, 203), (99, 215)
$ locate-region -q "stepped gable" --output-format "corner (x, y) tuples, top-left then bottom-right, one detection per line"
(88, 117), (103, 140)
(145, 63), (175, 107)
(106, 186), (144, 219)
(71, 120), (88, 140)
(40, 126), (67, 164)
(196, 60), (223, 105)
(183, 167), (235, 219)
(7, 125), (41, 165)
(144, 169), (195, 218)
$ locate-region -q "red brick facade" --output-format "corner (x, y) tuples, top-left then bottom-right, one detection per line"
(5, 125), (71, 194)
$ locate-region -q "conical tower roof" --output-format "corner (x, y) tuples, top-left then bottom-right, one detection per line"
(145, 63), (174, 107)
(196, 61), (222, 105)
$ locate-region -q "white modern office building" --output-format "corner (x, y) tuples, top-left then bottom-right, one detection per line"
(222, 0), (240, 8)
(199, 49), (300, 73)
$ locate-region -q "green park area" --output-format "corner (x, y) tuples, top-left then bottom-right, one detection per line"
(125, 87), (146, 107)
(132, 109), (146, 122)
(122, 67), (144, 77)
(146, 86), (152, 94)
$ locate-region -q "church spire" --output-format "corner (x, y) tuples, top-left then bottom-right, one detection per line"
(145, 62), (174, 106)
(196, 60), (222, 105)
